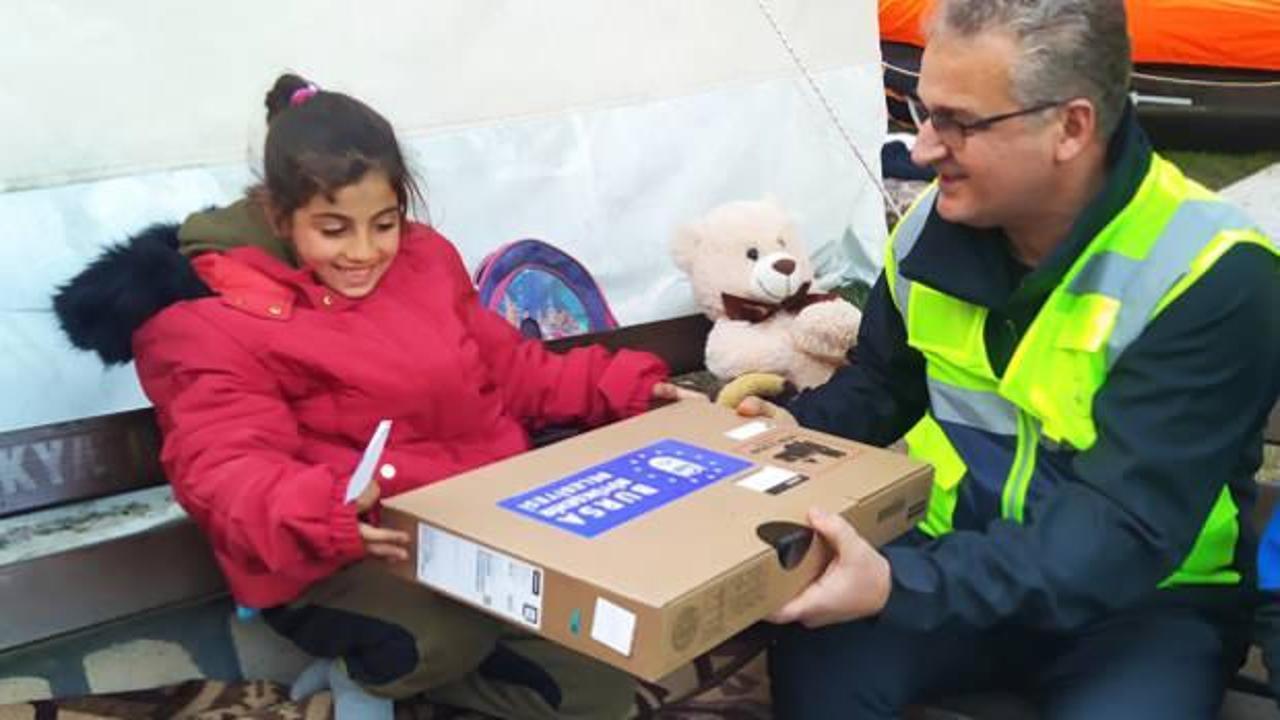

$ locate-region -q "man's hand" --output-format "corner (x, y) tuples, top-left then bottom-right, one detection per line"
(767, 507), (892, 628)
(359, 523), (411, 562)
(735, 395), (798, 426)
(652, 381), (709, 403)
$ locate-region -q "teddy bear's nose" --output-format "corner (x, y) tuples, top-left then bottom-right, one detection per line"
(773, 258), (796, 275)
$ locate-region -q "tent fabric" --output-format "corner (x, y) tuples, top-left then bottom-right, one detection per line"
(0, 0), (889, 433)
(1, 1), (878, 194)
(878, 0), (932, 49)
(878, 0), (1280, 72)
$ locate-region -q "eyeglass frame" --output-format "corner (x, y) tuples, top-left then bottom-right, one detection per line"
(906, 93), (1068, 146)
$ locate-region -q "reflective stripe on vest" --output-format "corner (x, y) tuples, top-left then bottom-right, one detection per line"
(884, 155), (1277, 587)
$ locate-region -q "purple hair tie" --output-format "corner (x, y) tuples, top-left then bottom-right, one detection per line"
(289, 84), (319, 107)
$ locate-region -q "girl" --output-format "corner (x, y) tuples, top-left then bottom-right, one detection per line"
(57, 74), (695, 719)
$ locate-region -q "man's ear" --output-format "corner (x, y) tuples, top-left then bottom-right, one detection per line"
(1055, 98), (1098, 163)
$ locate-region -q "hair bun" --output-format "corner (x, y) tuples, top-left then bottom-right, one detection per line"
(264, 73), (316, 122)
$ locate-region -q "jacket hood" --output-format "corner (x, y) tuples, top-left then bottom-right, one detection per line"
(177, 197), (295, 265)
(53, 223), (212, 365)
(54, 199), (301, 365)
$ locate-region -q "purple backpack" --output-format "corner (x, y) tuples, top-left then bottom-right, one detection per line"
(473, 239), (619, 340)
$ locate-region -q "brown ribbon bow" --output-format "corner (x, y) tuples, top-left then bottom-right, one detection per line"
(721, 282), (836, 323)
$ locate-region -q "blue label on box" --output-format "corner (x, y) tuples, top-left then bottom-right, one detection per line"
(498, 439), (753, 538)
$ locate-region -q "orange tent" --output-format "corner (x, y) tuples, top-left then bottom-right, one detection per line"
(879, 0), (1280, 72)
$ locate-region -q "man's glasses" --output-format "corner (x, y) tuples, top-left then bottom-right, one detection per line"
(906, 94), (1066, 148)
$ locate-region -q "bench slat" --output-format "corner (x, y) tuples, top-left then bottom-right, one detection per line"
(0, 409), (164, 519)
(546, 313), (710, 376)
(0, 520), (225, 651)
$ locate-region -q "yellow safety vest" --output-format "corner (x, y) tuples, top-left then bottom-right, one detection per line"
(884, 155), (1277, 587)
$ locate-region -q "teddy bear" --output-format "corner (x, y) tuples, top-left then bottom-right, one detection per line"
(670, 198), (862, 396)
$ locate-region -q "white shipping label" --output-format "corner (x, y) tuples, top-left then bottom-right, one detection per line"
(725, 420), (771, 441)
(590, 597), (637, 656)
(417, 523), (544, 630)
(736, 465), (801, 493)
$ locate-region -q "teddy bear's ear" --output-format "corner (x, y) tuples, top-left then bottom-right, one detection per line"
(670, 222), (702, 273)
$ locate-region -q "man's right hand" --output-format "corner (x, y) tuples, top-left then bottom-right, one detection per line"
(736, 395), (798, 426)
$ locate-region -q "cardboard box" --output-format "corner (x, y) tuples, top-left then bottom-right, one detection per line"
(382, 401), (931, 681)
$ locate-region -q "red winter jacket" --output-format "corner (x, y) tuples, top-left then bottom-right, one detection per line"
(132, 223), (667, 608)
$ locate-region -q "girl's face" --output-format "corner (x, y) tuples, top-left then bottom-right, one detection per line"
(288, 171), (402, 298)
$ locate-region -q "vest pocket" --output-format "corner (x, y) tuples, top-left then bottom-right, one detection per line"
(907, 286), (992, 378)
(1053, 294), (1119, 354)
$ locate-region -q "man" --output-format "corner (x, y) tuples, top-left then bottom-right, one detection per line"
(739, 0), (1280, 717)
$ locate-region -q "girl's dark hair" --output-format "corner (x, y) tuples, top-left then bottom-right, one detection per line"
(259, 73), (423, 222)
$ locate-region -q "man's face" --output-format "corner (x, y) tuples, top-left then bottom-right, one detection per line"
(910, 30), (1061, 229)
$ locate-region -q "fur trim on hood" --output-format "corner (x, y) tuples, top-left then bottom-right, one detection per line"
(53, 223), (212, 365)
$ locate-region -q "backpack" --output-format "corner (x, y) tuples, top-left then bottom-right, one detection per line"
(473, 238), (619, 340)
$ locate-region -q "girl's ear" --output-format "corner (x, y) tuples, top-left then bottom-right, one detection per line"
(256, 192), (291, 238)
(273, 213), (292, 239)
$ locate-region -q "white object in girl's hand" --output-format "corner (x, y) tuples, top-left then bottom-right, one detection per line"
(346, 419), (393, 503)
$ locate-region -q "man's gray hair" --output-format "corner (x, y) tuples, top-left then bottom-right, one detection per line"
(928, 0), (1131, 138)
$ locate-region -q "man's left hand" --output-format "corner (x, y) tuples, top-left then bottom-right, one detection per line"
(767, 507), (892, 628)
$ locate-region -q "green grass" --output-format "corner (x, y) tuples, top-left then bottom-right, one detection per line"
(1162, 150), (1280, 191)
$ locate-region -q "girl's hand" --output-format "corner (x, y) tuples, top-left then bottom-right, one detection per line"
(354, 477), (381, 514)
(651, 381), (708, 403)
(359, 523), (410, 562)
